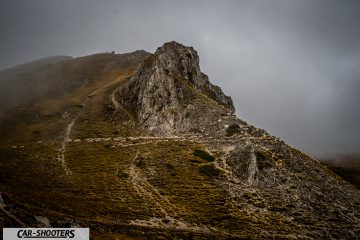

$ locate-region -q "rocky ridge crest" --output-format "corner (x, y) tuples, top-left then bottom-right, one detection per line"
(118, 41), (235, 136)
(115, 41), (360, 238)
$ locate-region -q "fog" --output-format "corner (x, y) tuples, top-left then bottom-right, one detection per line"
(1, 0), (359, 156)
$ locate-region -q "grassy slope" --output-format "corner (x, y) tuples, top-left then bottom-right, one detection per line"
(0, 54), (143, 235)
(0, 54), (303, 239)
(2, 52), (357, 239)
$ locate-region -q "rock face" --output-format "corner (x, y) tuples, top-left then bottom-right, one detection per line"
(115, 41), (360, 238)
(118, 41), (234, 136)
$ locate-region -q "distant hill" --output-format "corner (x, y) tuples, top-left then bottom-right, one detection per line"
(320, 154), (360, 189)
(0, 55), (73, 76)
(0, 55), (72, 112)
(0, 52), (148, 113)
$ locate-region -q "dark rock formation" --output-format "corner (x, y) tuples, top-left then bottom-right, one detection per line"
(118, 41), (235, 136)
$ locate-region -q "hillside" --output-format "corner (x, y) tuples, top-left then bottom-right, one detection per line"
(1, 42), (359, 239)
(0, 56), (72, 111)
(0, 56), (73, 76)
(0, 52), (147, 112)
(321, 154), (360, 190)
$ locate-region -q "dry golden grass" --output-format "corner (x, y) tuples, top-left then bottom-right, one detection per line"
(0, 52), (311, 239)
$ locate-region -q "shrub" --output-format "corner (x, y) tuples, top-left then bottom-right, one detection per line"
(190, 159), (203, 164)
(198, 164), (222, 177)
(165, 163), (177, 176)
(104, 104), (116, 114)
(32, 130), (41, 135)
(255, 151), (273, 170)
(135, 157), (146, 168)
(73, 104), (84, 108)
(116, 170), (129, 179)
(190, 128), (202, 134)
(193, 149), (215, 162)
(226, 123), (241, 136)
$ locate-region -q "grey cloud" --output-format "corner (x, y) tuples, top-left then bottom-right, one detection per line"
(0, 0), (359, 156)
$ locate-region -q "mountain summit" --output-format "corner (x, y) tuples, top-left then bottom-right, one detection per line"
(0, 42), (359, 239)
(118, 41), (234, 136)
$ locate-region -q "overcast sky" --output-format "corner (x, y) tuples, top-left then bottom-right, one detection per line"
(1, 0), (359, 156)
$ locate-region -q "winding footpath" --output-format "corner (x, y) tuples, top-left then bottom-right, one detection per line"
(58, 77), (126, 176)
(128, 151), (213, 234)
(110, 84), (135, 121)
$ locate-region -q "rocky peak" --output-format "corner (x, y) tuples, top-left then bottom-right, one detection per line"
(153, 41), (203, 87)
(153, 41), (234, 110)
(117, 41), (235, 136)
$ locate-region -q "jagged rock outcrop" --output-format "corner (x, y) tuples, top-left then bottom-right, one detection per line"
(115, 41), (360, 239)
(117, 41), (235, 136)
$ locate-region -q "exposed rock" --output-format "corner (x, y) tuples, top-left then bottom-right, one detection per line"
(114, 41), (360, 239)
(34, 216), (51, 227)
(118, 41), (235, 136)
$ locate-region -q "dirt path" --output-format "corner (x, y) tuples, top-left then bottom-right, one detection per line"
(57, 76), (129, 176)
(110, 84), (134, 121)
(58, 118), (76, 176)
(128, 151), (174, 216)
(128, 152), (213, 234)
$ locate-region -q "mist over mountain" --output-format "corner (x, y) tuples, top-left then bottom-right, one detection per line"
(1, 0), (360, 156)
(0, 52), (149, 113)
(0, 42), (359, 239)
(0, 56), (72, 111)
(0, 56), (72, 75)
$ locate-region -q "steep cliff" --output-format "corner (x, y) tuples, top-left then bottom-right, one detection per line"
(117, 41), (235, 136)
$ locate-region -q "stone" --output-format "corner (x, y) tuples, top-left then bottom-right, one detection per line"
(117, 41), (234, 136)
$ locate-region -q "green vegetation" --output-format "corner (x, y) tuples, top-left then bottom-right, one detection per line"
(198, 163), (222, 177)
(115, 169), (129, 179)
(32, 130), (41, 135)
(255, 150), (274, 170)
(73, 104), (84, 108)
(225, 123), (241, 136)
(193, 149), (215, 162)
(103, 103), (116, 115)
(135, 157), (146, 168)
(104, 143), (113, 149)
(165, 163), (177, 176)
(189, 159), (203, 164)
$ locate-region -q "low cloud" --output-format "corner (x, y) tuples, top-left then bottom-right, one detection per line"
(1, 0), (359, 155)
